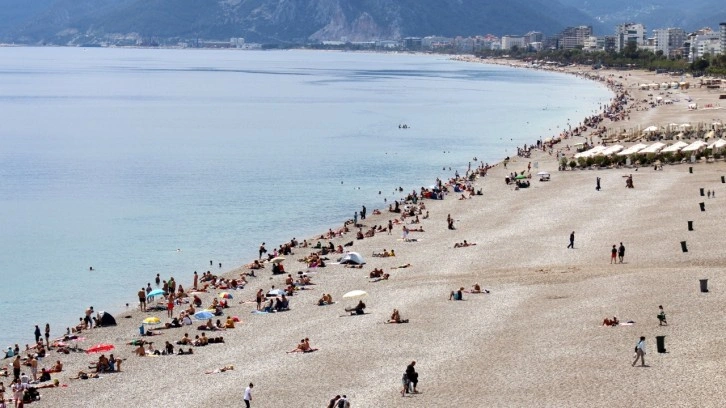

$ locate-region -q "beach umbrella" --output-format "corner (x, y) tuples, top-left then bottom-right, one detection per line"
(194, 310), (214, 320)
(270, 257), (285, 264)
(86, 343), (114, 354)
(643, 125), (659, 133)
(219, 292), (233, 299)
(515, 175), (527, 180)
(142, 317), (161, 325)
(342, 290), (368, 300)
(147, 289), (165, 297)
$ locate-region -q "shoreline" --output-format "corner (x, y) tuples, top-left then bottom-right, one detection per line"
(5, 56), (726, 407)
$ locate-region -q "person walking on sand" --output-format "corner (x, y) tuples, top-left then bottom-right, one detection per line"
(34, 325), (41, 344)
(632, 336), (646, 367)
(596, 177), (601, 191)
(406, 361), (419, 393)
(658, 305), (668, 326)
(610, 245), (617, 264)
(567, 231), (575, 249)
(388, 220), (393, 235)
(618, 242), (625, 263)
(243, 383), (253, 408)
(258, 243), (266, 259)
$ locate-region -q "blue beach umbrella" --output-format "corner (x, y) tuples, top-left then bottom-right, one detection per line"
(147, 289), (165, 297)
(194, 310), (214, 320)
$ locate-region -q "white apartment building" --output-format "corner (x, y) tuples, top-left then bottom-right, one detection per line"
(616, 23), (645, 52)
(501, 35), (525, 50)
(689, 32), (721, 61)
(653, 28), (685, 57)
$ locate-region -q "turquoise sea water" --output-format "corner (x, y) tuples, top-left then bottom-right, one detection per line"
(0, 48), (611, 346)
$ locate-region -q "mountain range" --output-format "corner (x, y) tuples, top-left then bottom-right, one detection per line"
(0, 0), (723, 45)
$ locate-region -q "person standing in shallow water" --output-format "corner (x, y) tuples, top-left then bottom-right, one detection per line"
(567, 231), (575, 249)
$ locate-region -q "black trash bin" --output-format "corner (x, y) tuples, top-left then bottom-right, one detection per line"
(681, 241), (688, 252)
(688, 221), (694, 231)
(700, 279), (709, 293)
(689, 166), (693, 173)
(699, 202), (705, 211)
(656, 335), (666, 353)
(700, 187), (705, 196)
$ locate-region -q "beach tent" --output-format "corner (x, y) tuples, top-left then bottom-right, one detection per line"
(682, 141), (707, 152)
(638, 142), (666, 154)
(340, 252), (365, 265)
(661, 141), (689, 153)
(98, 312), (117, 327)
(643, 125), (659, 133)
(600, 144), (624, 156)
(617, 143), (648, 156)
(574, 145), (606, 158)
(708, 139), (726, 150)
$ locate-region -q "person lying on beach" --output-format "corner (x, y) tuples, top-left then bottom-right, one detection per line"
(317, 294), (334, 306)
(371, 273), (390, 283)
(467, 283), (489, 294)
(373, 249), (393, 257)
(246, 260), (263, 269)
(287, 338), (318, 353)
(392, 264), (412, 269)
(345, 300), (366, 315)
(386, 309), (408, 324)
(205, 365), (234, 374)
(72, 370), (98, 380)
(454, 240), (476, 248)
(449, 288), (464, 301)
(369, 268), (384, 278)
(177, 348), (194, 355)
(407, 227), (424, 232)
(344, 264), (363, 269)
(602, 316), (619, 326)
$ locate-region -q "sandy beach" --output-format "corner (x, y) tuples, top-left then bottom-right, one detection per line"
(3, 60), (726, 408)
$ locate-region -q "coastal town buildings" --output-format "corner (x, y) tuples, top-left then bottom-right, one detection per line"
(558, 25), (592, 49)
(615, 23), (646, 52)
(721, 22), (726, 54)
(653, 28), (686, 57)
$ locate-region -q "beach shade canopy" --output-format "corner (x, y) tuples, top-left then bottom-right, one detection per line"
(617, 143), (648, 156)
(219, 292), (233, 299)
(680, 123), (692, 129)
(600, 144), (624, 156)
(342, 290), (368, 300)
(643, 125), (659, 133)
(708, 139), (726, 149)
(574, 145), (606, 158)
(267, 288), (286, 297)
(515, 174), (527, 180)
(194, 310), (214, 320)
(682, 140), (707, 152)
(86, 343), (115, 354)
(147, 289), (165, 298)
(142, 317), (161, 325)
(339, 252), (365, 265)
(638, 142), (666, 154)
(98, 311), (117, 327)
(661, 141), (689, 153)
(270, 257), (285, 264)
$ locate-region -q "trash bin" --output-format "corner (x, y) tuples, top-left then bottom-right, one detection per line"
(681, 241), (688, 253)
(656, 335), (666, 353)
(722, 175), (725, 183)
(699, 202), (705, 212)
(700, 187), (705, 196)
(700, 279), (709, 293)
(688, 221), (694, 231)
(689, 166), (693, 173)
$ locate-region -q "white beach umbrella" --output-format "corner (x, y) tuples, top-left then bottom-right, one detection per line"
(638, 142), (666, 154)
(342, 290), (368, 300)
(662, 141), (689, 153)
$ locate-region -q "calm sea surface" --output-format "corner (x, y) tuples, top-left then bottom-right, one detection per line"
(0, 47), (611, 346)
